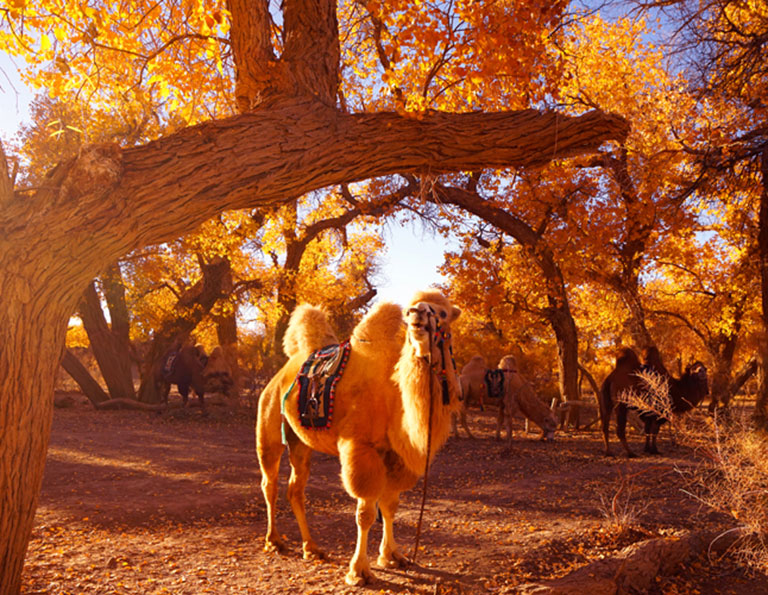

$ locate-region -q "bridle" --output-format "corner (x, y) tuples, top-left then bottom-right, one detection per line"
(406, 303), (455, 406)
(405, 302), (457, 565)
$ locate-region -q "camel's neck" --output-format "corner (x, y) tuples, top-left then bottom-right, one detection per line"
(670, 375), (706, 412)
(390, 347), (458, 476)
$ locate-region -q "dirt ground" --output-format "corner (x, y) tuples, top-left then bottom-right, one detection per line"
(21, 393), (767, 594)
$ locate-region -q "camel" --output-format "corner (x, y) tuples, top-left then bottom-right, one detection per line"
(256, 290), (462, 586)
(460, 355), (490, 410)
(497, 355), (558, 445)
(155, 342), (208, 410)
(599, 346), (709, 457)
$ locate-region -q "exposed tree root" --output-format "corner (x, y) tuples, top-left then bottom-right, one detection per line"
(93, 398), (166, 411)
(516, 529), (741, 595)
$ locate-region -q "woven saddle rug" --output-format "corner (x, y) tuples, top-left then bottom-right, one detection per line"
(296, 340), (351, 430)
(484, 369), (506, 401)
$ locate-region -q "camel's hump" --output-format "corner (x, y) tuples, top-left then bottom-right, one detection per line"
(351, 302), (404, 349)
(283, 304), (338, 358)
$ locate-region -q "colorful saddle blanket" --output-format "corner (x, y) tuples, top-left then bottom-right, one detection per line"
(484, 369), (506, 400)
(161, 349), (179, 378)
(296, 341), (351, 430)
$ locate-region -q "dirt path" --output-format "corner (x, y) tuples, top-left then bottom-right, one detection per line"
(21, 398), (764, 594)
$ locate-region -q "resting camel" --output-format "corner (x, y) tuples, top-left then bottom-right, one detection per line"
(497, 355), (558, 445)
(256, 290), (461, 586)
(599, 346), (709, 457)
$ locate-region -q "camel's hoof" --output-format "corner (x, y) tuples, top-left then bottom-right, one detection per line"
(625, 452), (638, 459)
(377, 550), (409, 569)
(264, 537), (285, 554)
(345, 567), (373, 586)
(302, 541), (326, 560)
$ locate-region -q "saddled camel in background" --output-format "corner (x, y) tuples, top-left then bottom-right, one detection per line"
(256, 290), (462, 586)
(453, 354), (557, 444)
(599, 346), (709, 457)
(497, 355), (558, 445)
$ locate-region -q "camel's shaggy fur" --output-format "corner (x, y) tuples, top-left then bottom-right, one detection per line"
(256, 290), (461, 586)
(497, 355), (558, 445)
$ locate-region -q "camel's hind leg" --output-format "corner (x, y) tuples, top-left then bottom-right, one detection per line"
(377, 488), (408, 569)
(285, 434), (325, 560)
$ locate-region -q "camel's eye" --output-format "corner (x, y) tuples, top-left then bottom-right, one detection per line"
(439, 310), (447, 319)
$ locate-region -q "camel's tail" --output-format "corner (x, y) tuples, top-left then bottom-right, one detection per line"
(282, 304), (338, 358)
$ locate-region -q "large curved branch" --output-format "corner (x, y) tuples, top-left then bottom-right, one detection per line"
(1, 102), (627, 303)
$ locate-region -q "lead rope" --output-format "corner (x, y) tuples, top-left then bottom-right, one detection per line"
(411, 322), (437, 566)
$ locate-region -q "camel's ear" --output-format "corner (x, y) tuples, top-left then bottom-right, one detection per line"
(450, 306), (461, 322)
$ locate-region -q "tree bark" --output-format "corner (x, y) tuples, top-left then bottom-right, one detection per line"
(102, 263), (132, 346)
(755, 147), (768, 429)
(0, 288), (73, 594)
(0, 87), (626, 595)
(59, 349), (110, 405)
(78, 281), (136, 401)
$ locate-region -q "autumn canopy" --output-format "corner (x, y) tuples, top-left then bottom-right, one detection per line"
(5, 0), (766, 592)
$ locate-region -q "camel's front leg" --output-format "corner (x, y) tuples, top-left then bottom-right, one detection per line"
(256, 384), (287, 553)
(258, 438), (285, 553)
(338, 439), (386, 585)
(286, 437), (325, 559)
(377, 489), (409, 569)
(346, 497), (377, 585)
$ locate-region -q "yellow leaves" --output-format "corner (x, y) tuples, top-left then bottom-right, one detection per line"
(39, 33), (51, 53)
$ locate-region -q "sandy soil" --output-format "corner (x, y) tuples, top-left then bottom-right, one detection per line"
(20, 394), (766, 594)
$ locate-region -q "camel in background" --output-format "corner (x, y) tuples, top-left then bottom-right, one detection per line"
(497, 355), (558, 445)
(453, 354), (558, 444)
(600, 346), (709, 457)
(256, 290), (461, 586)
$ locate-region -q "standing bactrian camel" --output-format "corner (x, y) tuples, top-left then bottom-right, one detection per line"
(256, 290), (461, 586)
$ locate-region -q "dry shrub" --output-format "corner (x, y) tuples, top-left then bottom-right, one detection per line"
(598, 468), (651, 537)
(680, 412), (768, 575)
(618, 371), (768, 574)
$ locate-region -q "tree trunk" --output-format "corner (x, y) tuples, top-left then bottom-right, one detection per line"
(755, 148), (768, 429)
(719, 357), (757, 408)
(102, 263), (131, 346)
(78, 281), (136, 401)
(0, 285), (78, 594)
(0, 93), (626, 594)
(137, 256), (232, 403)
(549, 306), (581, 411)
(59, 349), (109, 405)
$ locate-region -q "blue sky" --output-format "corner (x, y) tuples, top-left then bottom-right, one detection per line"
(0, 53), (450, 307)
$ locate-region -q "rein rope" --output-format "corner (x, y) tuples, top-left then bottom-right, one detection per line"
(411, 312), (440, 566)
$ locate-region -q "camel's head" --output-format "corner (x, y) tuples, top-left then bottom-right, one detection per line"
(686, 361), (709, 397)
(404, 298), (460, 360)
(404, 291), (462, 401)
(540, 415), (558, 442)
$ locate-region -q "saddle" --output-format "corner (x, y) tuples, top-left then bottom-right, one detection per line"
(161, 349), (179, 379)
(296, 341), (351, 430)
(484, 369), (506, 400)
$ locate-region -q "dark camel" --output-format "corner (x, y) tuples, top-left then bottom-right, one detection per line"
(600, 346), (709, 457)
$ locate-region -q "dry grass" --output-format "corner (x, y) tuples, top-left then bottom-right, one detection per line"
(617, 374), (768, 575)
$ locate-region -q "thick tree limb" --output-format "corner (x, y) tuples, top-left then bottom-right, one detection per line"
(2, 102), (628, 289)
(60, 349), (109, 406)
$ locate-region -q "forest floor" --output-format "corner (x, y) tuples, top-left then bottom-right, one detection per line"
(21, 392), (767, 594)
